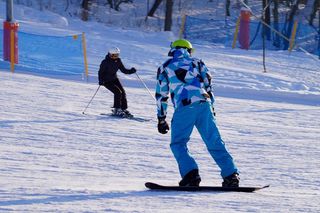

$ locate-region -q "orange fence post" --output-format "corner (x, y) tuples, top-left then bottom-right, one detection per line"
(232, 16), (241, 49)
(239, 8), (251, 50)
(3, 21), (19, 64)
(81, 32), (89, 80)
(179, 15), (187, 39)
(288, 21), (298, 52)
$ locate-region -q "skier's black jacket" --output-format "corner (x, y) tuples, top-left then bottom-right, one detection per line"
(98, 55), (135, 84)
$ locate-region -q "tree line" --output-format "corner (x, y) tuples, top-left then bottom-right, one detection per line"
(227, 0), (319, 27)
(245, 0), (319, 48)
(8, 0), (320, 32)
(81, 0), (319, 31)
(81, 0), (174, 31)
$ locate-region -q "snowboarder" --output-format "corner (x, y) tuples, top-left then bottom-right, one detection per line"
(98, 47), (137, 117)
(155, 39), (240, 187)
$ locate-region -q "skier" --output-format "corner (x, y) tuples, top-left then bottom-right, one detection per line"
(98, 47), (137, 117)
(155, 39), (240, 187)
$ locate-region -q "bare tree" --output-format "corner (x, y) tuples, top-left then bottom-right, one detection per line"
(262, 0), (271, 40)
(107, 0), (113, 8)
(164, 0), (173, 31)
(283, 0), (303, 49)
(107, 0), (133, 11)
(309, 0), (320, 25)
(226, 0), (231, 16)
(273, 0), (281, 47)
(147, 0), (163, 17)
(81, 0), (90, 21)
(38, 0), (43, 11)
(65, 0), (70, 12)
(287, 0), (303, 22)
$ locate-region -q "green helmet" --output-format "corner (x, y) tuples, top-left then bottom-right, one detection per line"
(170, 39), (193, 52)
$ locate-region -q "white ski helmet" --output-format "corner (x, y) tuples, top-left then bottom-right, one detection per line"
(108, 47), (120, 55)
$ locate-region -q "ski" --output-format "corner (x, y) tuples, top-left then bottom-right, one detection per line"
(100, 113), (151, 122)
(145, 182), (269, 193)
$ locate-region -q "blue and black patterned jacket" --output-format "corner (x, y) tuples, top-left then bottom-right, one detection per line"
(155, 48), (215, 118)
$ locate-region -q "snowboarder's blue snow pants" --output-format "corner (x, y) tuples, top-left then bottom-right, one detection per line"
(170, 101), (238, 178)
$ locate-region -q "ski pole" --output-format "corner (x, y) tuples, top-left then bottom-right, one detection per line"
(135, 72), (156, 101)
(82, 85), (101, 114)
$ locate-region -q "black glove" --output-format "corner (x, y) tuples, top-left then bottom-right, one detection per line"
(99, 81), (104, 86)
(158, 117), (169, 134)
(131, 67), (137, 73)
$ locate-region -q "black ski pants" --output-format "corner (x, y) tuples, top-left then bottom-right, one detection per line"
(104, 78), (128, 110)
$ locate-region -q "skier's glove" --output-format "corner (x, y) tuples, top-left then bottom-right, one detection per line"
(158, 117), (169, 134)
(131, 67), (137, 73)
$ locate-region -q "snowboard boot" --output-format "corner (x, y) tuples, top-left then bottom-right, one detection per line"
(179, 169), (201, 187)
(222, 172), (240, 187)
(122, 109), (133, 118)
(112, 108), (125, 117)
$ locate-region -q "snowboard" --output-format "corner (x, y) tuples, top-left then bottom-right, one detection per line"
(100, 113), (151, 122)
(145, 182), (269, 193)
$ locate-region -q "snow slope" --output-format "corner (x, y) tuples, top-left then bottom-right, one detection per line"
(1, 2), (320, 212)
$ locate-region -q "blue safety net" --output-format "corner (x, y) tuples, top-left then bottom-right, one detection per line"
(184, 15), (320, 57)
(0, 29), (85, 77)
(184, 16), (237, 46)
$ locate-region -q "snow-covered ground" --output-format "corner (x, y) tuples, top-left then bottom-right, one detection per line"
(1, 2), (320, 212)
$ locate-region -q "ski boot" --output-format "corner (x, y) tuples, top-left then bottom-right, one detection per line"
(179, 169), (201, 187)
(222, 172), (240, 187)
(111, 108), (126, 117)
(122, 109), (133, 118)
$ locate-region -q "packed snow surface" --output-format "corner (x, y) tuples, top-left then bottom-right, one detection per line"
(0, 2), (319, 212)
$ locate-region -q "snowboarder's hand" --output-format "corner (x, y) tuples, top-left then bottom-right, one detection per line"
(158, 117), (169, 134)
(131, 67), (137, 73)
(99, 81), (104, 86)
